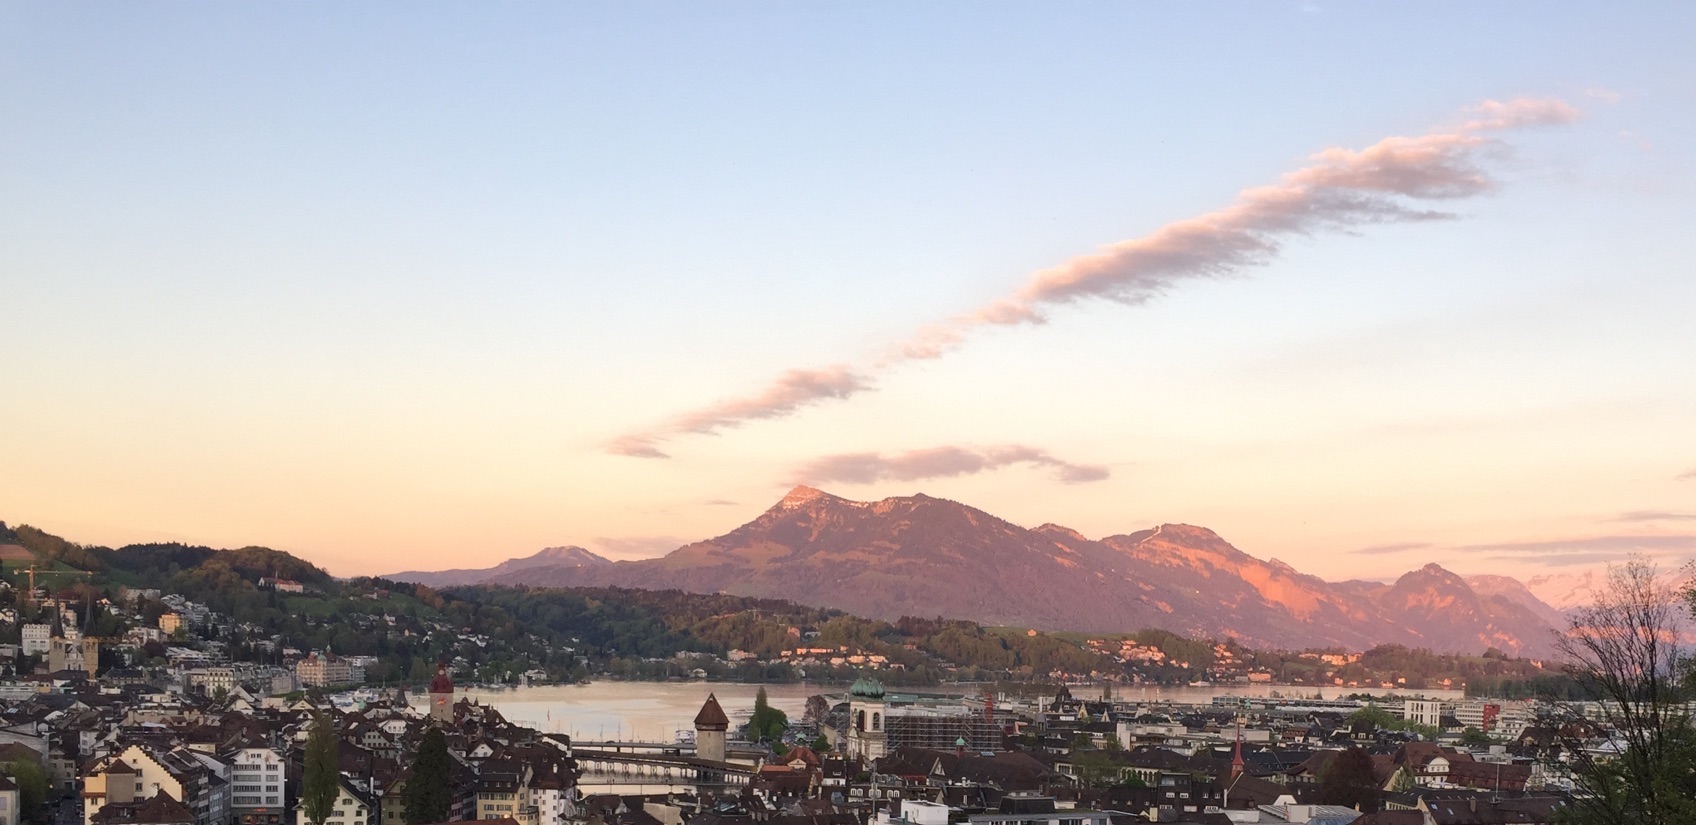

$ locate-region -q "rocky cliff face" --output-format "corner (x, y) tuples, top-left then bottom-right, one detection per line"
(389, 486), (1564, 655)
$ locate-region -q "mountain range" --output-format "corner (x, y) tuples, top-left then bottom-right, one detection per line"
(387, 486), (1569, 657)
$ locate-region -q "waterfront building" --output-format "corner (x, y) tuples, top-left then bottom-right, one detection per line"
(693, 694), (729, 763)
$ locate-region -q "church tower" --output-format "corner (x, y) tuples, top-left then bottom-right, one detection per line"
(846, 676), (887, 760)
(429, 662), (454, 724)
(694, 693), (729, 763)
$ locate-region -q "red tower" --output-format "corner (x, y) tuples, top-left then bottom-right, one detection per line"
(429, 661), (454, 724)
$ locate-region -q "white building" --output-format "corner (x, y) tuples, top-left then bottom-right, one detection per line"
(230, 747), (287, 825)
(1452, 700), (1501, 732)
(294, 778), (373, 825)
(20, 625), (49, 657)
(0, 774), (18, 825)
(1404, 699), (1444, 728)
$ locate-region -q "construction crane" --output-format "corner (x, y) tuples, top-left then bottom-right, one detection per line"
(17, 565), (91, 602)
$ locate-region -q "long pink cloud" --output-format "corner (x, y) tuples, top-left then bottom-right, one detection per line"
(899, 98), (1580, 359)
(611, 98), (1579, 457)
(794, 444), (1109, 485)
(609, 365), (869, 459)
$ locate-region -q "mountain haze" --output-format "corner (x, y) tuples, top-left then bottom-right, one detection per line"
(389, 487), (1565, 656)
(389, 545), (610, 588)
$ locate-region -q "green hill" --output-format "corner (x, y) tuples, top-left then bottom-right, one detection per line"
(0, 519), (1573, 696)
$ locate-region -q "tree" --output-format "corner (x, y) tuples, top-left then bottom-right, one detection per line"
(301, 712), (340, 825)
(403, 727), (452, 824)
(1316, 747), (1380, 813)
(746, 686), (788, 744)
(1548, 559), (1696, 825)
(1346, 704), (1395, 731)
(1070, 748), (1126, 789)
(1459, 727), (1492, 747)
(802, 694), (830, 726)
(4, 759), (47, 825)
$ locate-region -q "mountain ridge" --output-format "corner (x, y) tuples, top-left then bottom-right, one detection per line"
(389, 545), (610, 588)
(386, 487), (1566, 656)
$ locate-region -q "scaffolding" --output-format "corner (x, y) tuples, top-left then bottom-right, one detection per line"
(884, 705), (1005, 752)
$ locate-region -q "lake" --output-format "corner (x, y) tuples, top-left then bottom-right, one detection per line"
(417, 680), (1467, 742)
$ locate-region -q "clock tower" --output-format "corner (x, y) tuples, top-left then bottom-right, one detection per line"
(429, 661), (454, 724)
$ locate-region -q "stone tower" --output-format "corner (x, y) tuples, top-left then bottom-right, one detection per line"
(694, 693), (729, 763)
(846, 676), (887, 760)
(429, 661), (454, 724)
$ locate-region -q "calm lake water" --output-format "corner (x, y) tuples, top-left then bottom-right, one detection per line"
(416, 680), (1466, 742)
(438, 681), (825, 742)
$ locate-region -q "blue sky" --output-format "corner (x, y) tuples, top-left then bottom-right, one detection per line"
(3, 2), (1693, 584)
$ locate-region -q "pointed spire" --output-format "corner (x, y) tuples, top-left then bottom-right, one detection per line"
(694, 693), (729, 731)
(1230, 719), (1245, 781)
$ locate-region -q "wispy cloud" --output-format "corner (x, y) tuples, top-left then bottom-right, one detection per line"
(1463, 535), (1696, 553)
(702, 499), (739, 507)
(1612, 511), (1696, 523)
(1679, 468), (1696, 482)
(896, 98), (1580, 361)
(1352, 542), (1431, 555)
(794, 445), (1109, 485)
(1482, 551), (1646, 568)
(610, 365), (869, 458)
(1584, 85), (1625, 104)
(1462, 534), (1696, 569)
(610, 97), (1581, 457)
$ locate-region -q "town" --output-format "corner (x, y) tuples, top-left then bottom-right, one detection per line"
(0, 582), (1622, 825)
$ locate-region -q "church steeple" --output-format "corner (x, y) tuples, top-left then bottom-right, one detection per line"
(1230, 720), (1245, 781)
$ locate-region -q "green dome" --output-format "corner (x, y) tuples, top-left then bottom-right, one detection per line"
(849, 675), (885, 699)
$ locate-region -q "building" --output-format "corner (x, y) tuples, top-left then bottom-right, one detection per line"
(45, 635), (82, 674)
(694, 694), (729, 763)
(19, 626), (48, 657)
(844, 677), (888, 760)
(0, 775), (17, 825)
(88, 791), (194, 825)
(158, 614), (183, 635)
(83, 746), (228, 825)
(229, 747), (286, 825)
(474, 762), (533, 825)
(258, 578), (304, 593)
(429, 662), (454, 723)
(294, 778), (373, 825)
(294, 651), (357, 688)
(1404, 700), (1444, 728)
(1452, 701), (1501, 732)
(846, 679), (1002, 759)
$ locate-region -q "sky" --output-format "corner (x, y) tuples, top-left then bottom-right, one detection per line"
(3, 2), (1694, 583)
